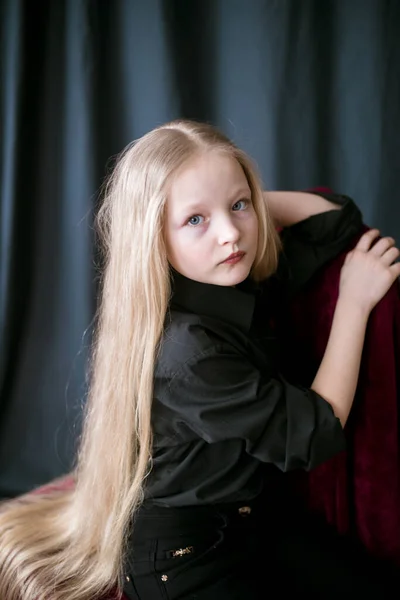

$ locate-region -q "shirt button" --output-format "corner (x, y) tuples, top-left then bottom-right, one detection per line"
(161, 574), (168, 582)
(125, 576), (130, 582)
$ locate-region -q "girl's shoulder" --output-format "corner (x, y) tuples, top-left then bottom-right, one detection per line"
(277, 191), (363, 294)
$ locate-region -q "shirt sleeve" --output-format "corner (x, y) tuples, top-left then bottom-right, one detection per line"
(157, 344), (346, 472)
(277, 190), (363, 294)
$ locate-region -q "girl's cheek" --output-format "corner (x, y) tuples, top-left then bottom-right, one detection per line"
(182, 225), (207, 239)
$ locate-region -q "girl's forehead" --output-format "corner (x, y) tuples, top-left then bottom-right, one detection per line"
(167, 153), (250, 207)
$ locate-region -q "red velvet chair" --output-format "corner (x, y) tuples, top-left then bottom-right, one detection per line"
(286, 228), (400, 567)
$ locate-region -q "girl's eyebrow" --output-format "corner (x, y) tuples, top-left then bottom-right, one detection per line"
(181, 188), (251, 213)
(181, 200), (206, 213)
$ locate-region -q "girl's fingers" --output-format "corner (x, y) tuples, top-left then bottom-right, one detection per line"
(389, 261), (400, 278)
(354, 229), (380, 252)
(381, 246), (400, 266)
(369, 236), (396, 257)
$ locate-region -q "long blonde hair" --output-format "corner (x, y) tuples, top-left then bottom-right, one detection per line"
(0, 119), (281, 600)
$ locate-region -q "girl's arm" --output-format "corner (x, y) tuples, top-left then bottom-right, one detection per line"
(311, 228), (400, 426)
(265, 191), (341, 227)
(311, 298), (368, 427)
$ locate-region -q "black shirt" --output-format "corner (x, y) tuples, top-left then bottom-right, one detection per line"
(145, 193), (363, 507)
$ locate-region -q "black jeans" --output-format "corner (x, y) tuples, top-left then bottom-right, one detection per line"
(123, 499), (398, 600)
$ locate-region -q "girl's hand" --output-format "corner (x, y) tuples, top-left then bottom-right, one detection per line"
(339, 229), (400, 314)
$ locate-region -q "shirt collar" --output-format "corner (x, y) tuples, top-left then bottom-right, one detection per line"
(170, 270), (257, 333)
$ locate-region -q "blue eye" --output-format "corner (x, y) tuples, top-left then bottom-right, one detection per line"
(187, 215), (204, 226)
(232, 199), (248, 211)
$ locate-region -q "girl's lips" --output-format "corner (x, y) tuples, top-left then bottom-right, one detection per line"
(222, 252), (245, 264)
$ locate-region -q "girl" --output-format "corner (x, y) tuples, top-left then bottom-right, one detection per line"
(0, 119), (399, 600)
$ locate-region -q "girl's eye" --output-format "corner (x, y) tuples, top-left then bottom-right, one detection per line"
(187, 215), (204, 226)
(232, 199), (248, 211)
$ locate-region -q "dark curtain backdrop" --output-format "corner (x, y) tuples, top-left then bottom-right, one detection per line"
(1, 0), (399, 498)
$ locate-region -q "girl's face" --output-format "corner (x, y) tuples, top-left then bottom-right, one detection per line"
(165, 152), (259, 287)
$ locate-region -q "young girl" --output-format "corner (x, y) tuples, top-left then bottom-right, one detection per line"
(0, 119), (399, 600)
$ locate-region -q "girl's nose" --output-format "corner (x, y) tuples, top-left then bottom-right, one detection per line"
(218, 220), (240, 245)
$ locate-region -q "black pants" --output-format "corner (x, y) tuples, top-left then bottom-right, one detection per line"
(123, 499), (399, 600)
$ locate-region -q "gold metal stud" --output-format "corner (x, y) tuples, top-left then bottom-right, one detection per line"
(238, 505), (252, 516)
